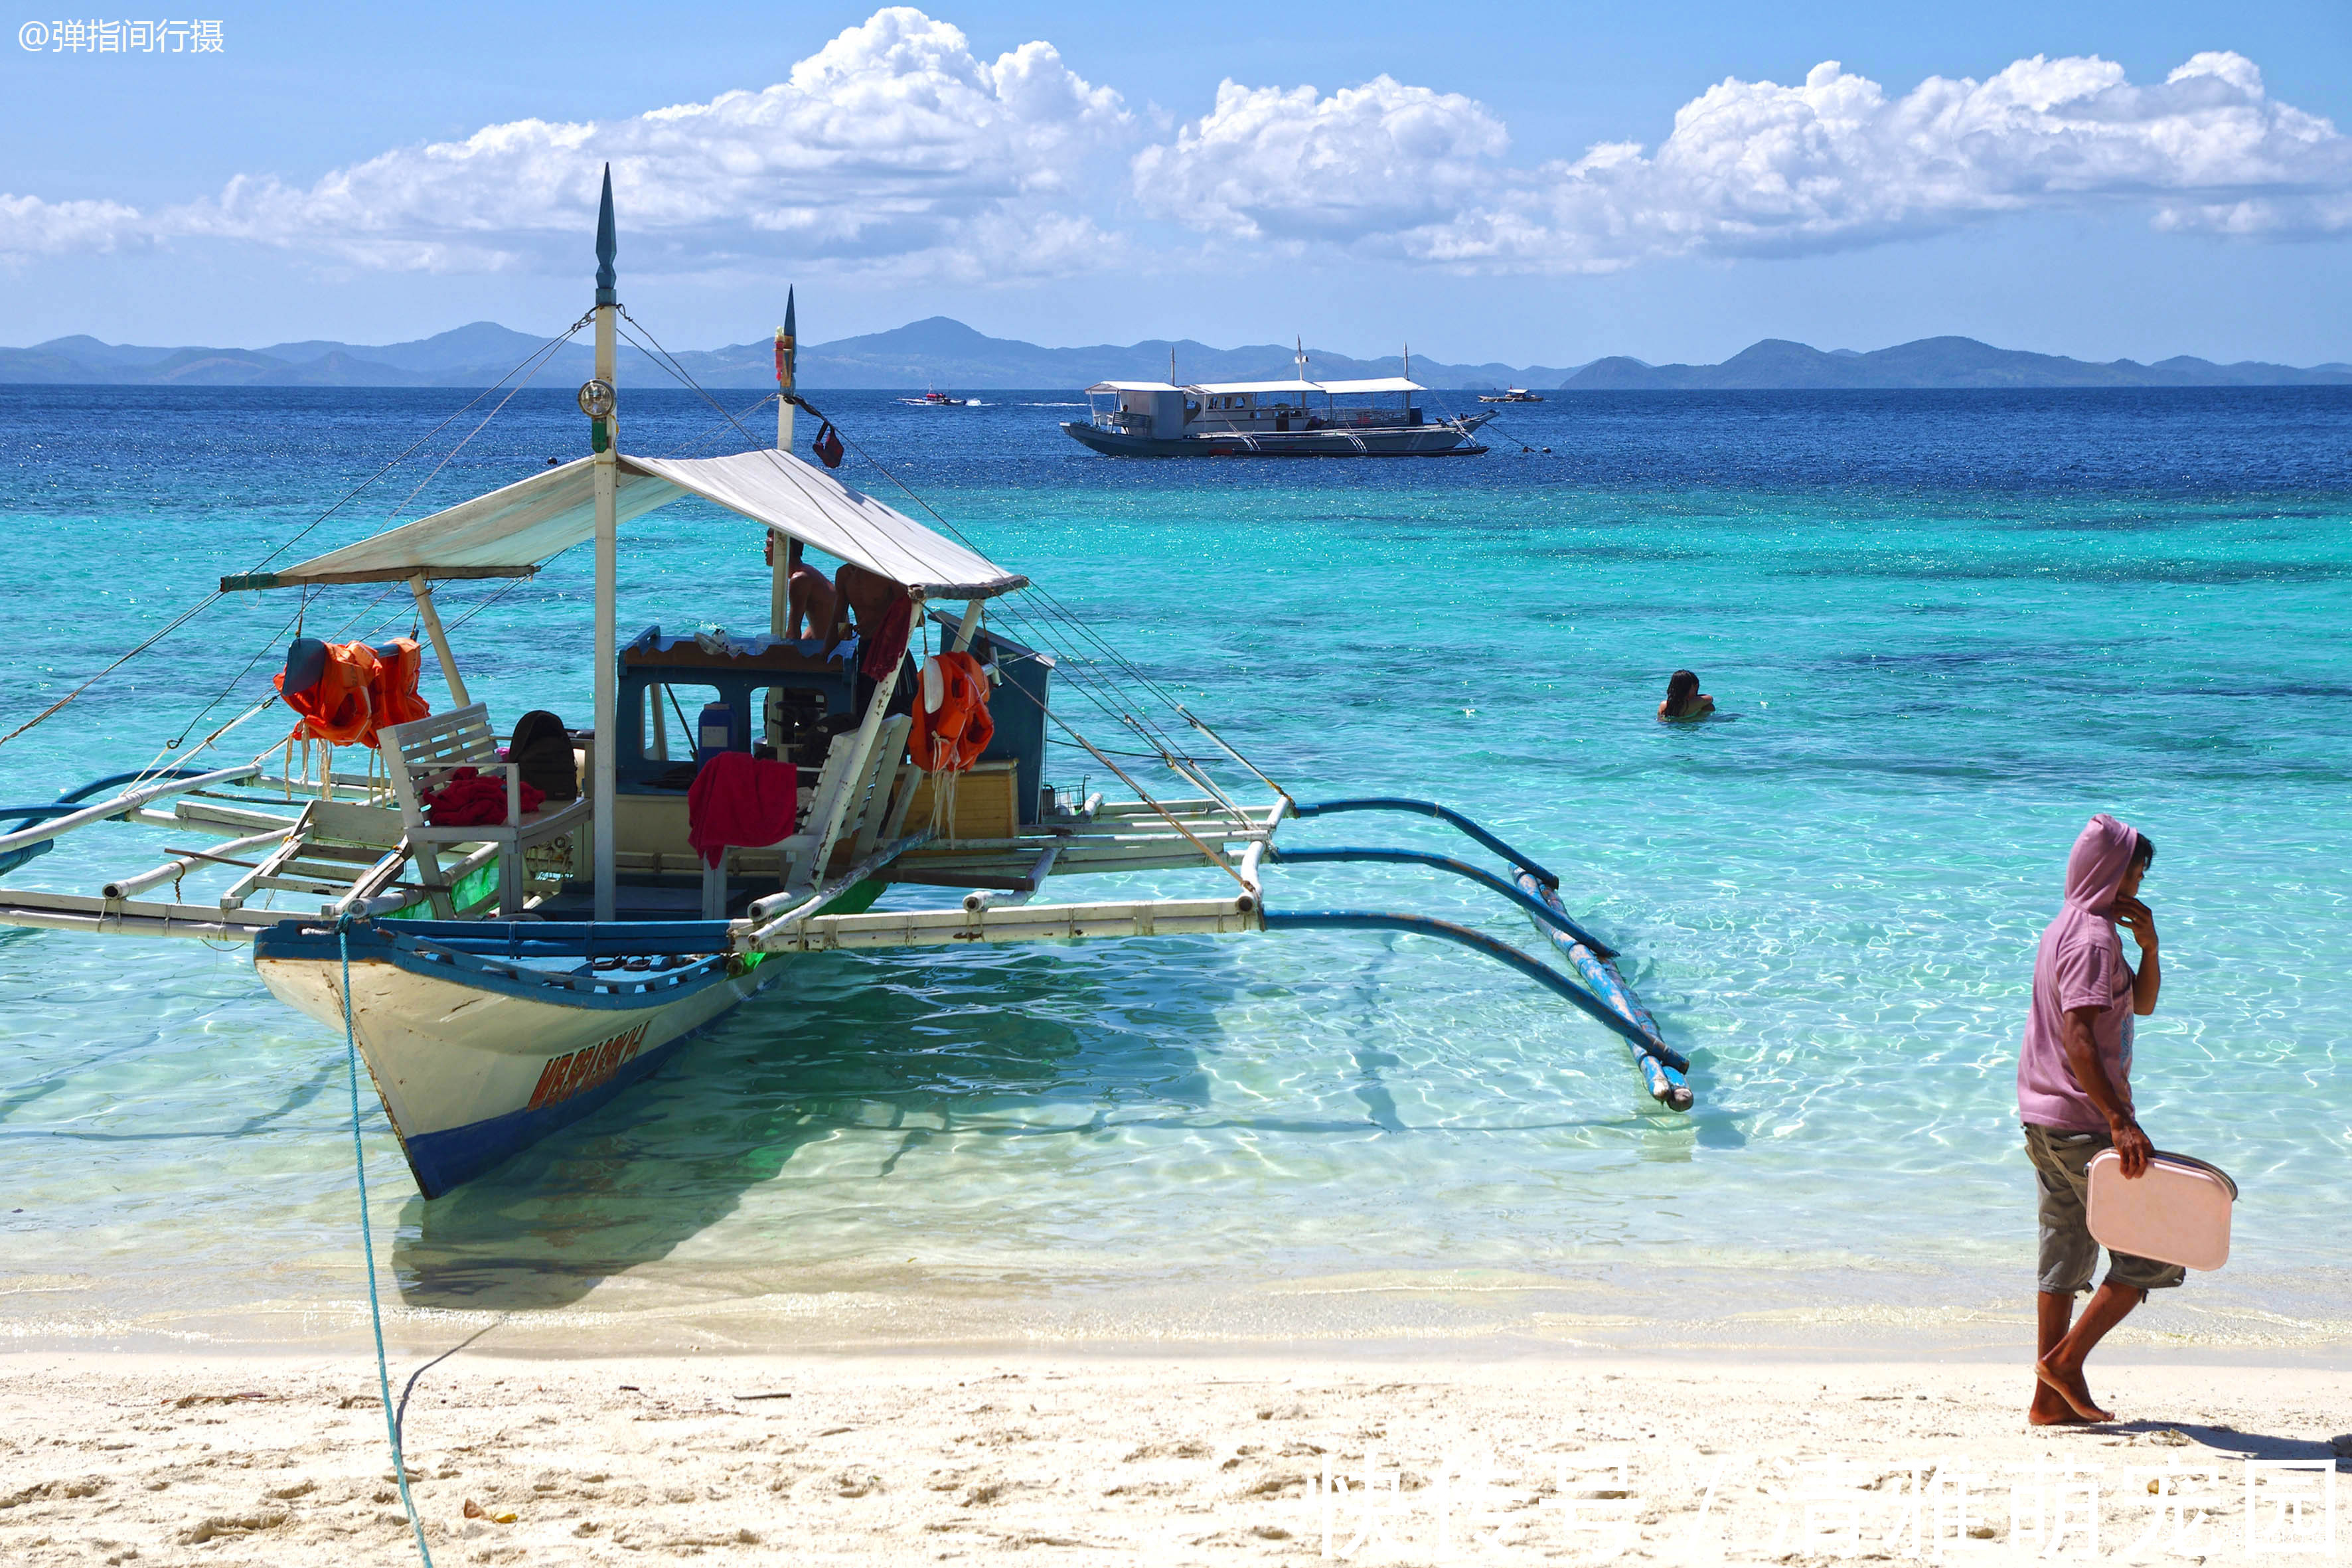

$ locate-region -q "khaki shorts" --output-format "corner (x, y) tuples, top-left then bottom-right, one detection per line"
(2025, 1124), (2187, 1296)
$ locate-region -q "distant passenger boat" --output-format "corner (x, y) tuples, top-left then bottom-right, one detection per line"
(1478, 387), (1544, 404)
(900, 386), (973, 407)
(1064, 375), (1490, 457)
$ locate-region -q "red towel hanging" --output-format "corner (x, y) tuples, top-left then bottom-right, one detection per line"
(686, 751), (799, 869)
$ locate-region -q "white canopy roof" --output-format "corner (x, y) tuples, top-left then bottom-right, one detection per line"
(1309, 377), (1423, 395)
(1086, 376), (1427, 398)
(1190, 380), (1317, 396)
(1188, 377), (1423, 396)
(227, 449), (1027, 600)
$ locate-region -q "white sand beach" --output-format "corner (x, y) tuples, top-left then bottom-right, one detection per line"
(5, 1349), (2345, 1565)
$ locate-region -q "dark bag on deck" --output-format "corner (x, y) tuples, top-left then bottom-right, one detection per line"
(508, 710), (578, 803)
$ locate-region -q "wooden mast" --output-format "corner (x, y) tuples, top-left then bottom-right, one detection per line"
(591, 165), (619, 922)
(408, 575), (469, 708)
(770, 288), (796, 637)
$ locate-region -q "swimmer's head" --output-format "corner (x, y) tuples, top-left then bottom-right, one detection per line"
(1664, 669), (1700, 716)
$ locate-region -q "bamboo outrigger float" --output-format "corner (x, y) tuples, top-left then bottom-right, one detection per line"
(0, 171), (1691, 1198)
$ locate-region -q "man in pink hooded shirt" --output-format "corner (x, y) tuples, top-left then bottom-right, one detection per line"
(2018, 813), (2173, 1425)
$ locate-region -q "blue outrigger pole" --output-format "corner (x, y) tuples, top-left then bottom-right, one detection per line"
(1264, 798), (1694, 1112)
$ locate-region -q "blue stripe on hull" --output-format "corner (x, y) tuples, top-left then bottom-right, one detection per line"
(401, 1026), (696, 1198)
(254, 919), (737, 1009)
(256, 917), (764, 1198)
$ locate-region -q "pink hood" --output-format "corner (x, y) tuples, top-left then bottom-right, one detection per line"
(2062, 813), (2142, 917)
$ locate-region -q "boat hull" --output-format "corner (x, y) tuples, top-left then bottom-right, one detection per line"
(1060, 418), (1488, 458)
(254, 921), (767, 1197)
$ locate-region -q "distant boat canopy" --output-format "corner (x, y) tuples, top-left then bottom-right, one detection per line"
(1083, 376), (1427, 398)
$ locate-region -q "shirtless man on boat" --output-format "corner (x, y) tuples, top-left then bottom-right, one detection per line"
(825, 561), (903, 654)
(765, 536), (838, 642)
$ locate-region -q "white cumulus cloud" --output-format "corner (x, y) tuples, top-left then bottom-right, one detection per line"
(1131, 75), (1507, 242)
(1397, 51), (2352, 270)
(5, 26), (2349, 281)
(1, 7), (1131, 279)
(0, 193), (147, 258)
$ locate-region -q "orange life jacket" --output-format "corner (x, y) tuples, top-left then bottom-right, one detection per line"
(275, 638), (430, 749)
(370, 639), (431, 737)
(909, 651), (994, 773)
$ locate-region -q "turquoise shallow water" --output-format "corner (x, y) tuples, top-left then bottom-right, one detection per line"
(1, 386), (2347, 1352)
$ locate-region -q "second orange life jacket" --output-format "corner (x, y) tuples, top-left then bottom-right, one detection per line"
(275, 637), (430, 749)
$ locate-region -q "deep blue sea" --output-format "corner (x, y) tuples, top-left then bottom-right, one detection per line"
(2, 384), (2347, 1353)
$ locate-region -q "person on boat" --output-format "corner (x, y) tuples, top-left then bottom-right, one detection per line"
(765, 536), (838, 643)
(825, 562), (905, 657)
(1656, 670), (1715, 722)
(828, 561), (919, 714)
(2019, 814), (2169, 1425)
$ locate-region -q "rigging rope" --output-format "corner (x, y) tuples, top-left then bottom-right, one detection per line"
(0, 318), (593, 757)
(246, 314), (592, 576)
(659, 390), (783, 458)
(1018, 689), (1252, 893)
(722, 377), (1265, 824)
(762, 382), (1260, 809)
(794, 384), (1270, 836)
(379, 330), (581, 523)
(0, 593), (222, 751)
(606, 313), (1265, 821)
(339, 921), (436, 1567)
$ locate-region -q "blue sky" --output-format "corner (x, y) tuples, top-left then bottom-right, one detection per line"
(5, 1), (2351, 365)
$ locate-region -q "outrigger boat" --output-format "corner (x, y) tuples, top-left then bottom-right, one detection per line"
(0, 171), (1686, 1199)
(1478, 387), (1545, 404)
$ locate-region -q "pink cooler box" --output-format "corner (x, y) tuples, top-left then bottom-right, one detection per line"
(2086, 1150), (2238, 1272)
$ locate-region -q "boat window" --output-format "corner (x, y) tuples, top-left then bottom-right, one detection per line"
(644, 682), (722, 763)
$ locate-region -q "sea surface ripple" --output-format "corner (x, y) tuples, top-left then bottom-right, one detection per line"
(1, 386), (2346, 1352)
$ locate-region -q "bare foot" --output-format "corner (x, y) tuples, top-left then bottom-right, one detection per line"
(2034, 1356), (2115, 1423)
(2027, 1375), (2083, 1426)
(2029, 1402), (2092, 1427)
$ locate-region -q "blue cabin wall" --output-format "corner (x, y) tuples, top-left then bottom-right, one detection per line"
(614, 626), (858, 793)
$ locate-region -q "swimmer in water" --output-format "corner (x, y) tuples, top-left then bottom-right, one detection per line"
(1657, 669), (1715, 722)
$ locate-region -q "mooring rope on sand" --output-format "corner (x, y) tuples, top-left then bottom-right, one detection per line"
(339, 919), (436, 1567)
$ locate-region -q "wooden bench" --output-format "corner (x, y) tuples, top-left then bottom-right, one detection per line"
(380, 704), (593, 917)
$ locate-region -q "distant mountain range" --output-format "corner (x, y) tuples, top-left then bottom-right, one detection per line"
(0, 317), (1569, 392)
(1566, 337), (2352, 390)
(3, 319), (2346, 391)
